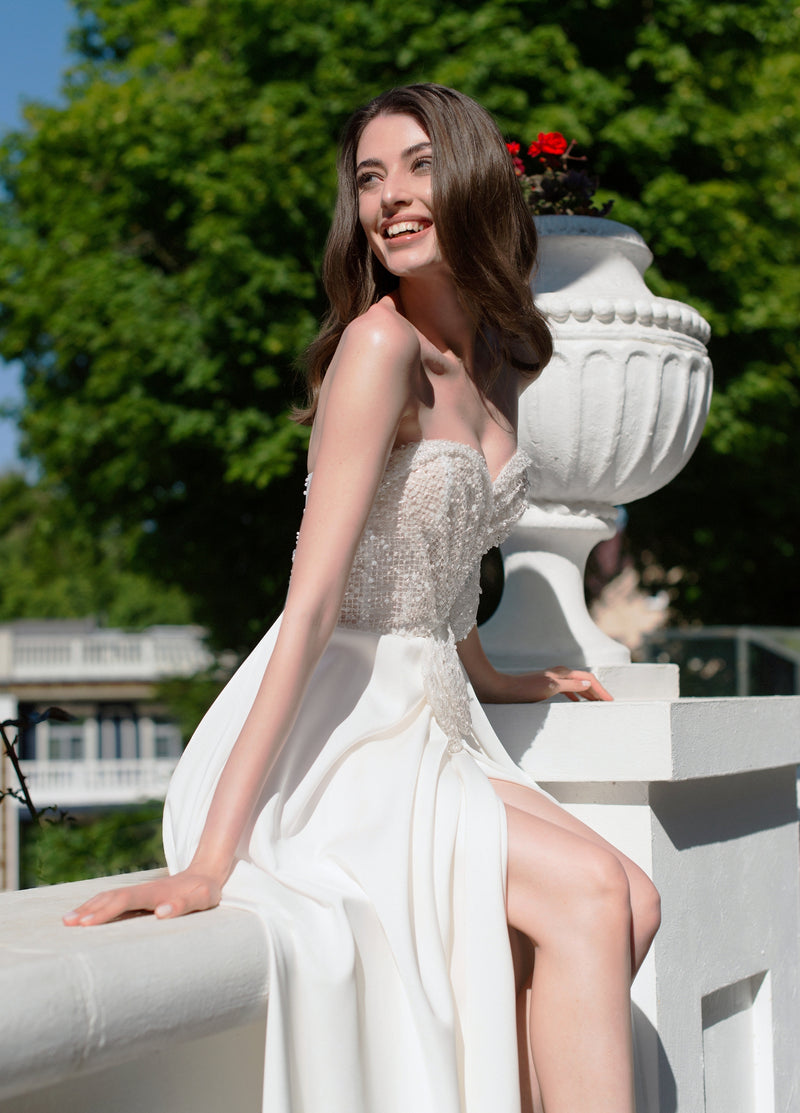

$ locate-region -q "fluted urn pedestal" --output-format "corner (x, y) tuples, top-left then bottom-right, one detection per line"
(480, 217), (713, 695)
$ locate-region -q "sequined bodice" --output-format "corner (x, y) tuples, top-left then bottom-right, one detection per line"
(339, 439), (530, 641)
(336, 439), (530, 752)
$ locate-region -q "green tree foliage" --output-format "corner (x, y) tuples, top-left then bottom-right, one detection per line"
(19, 801), (165, 887)
(0, 0), (797, 635)
(154, 668), (229, 740)
(0, 473), (194, 627)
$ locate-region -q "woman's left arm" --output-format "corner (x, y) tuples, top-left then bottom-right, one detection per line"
(456, 626), (612, 703)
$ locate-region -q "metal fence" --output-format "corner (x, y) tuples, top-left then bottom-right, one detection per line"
(641, 626), (800, 698)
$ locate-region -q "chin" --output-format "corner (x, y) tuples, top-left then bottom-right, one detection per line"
(381, 252), (447, 281)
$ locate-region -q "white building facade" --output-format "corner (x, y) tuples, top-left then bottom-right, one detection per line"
(0, 619), (213, 888)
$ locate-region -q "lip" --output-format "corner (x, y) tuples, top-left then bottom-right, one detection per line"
(379, 216), (433, 241)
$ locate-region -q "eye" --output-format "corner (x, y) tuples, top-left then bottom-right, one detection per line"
(412, 157), (432, 174)
(357, 170), (381, 190)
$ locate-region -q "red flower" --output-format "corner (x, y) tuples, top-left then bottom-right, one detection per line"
(505, 141), (521, 155)
(528, 132), (568, 157)
(512, 156), (525, 176)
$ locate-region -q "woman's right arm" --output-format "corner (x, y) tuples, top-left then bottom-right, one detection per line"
(64, 310), (420, 926)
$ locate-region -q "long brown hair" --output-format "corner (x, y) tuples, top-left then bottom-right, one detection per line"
(296, 84), (553, 425)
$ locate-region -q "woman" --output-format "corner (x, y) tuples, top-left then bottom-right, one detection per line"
(65, 84), (660, 1113)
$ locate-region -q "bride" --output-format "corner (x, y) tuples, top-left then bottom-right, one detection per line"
(65, 84), (660, 1113)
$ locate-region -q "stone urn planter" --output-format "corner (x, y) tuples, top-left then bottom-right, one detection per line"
(480, 216), (713, 682)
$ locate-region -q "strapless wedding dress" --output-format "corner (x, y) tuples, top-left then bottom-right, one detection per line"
(163, 439), (540, 1113)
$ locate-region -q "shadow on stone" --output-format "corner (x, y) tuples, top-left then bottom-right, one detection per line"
(633, 1001), (677, 1113)
(651, 768), (797, 850)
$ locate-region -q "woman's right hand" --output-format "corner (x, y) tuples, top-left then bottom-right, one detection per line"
(62, 868), (222, 927)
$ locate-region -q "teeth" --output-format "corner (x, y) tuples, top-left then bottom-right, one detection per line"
(384, 221), (426, 238)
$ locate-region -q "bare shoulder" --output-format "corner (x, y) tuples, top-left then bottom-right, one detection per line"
(336, 299), (421, 376)
(311, 301), (421, 460)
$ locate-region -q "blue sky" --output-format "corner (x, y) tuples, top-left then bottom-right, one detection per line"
(0, 0), (74, 472)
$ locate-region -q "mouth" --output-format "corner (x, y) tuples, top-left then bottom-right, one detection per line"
(381, 220), (432, 241)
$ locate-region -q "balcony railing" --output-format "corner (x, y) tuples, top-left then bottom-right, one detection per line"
(0, 624), (212, 684)
(1, 692), (799, 1112)
(17, 758), (179, 807)
(0, 871), (269, 1112)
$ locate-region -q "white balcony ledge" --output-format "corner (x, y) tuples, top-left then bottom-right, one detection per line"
(1, 693), (799, 1112)
(0, 872), (269, 1111)
(486, 693), (800, 782)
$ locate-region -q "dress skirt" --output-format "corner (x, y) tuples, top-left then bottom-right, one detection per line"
(163, 618), (537, 1113)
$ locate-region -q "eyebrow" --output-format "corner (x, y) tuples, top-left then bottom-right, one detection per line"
(355, 141), (432, 175)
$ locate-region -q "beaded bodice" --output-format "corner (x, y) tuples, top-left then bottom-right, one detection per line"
(339, 439), (530, 641)
(336, 439), (531, 752)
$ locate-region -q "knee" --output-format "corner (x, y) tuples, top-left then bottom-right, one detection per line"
(632, 874), (661, 950)
(574, 848), (632, 934)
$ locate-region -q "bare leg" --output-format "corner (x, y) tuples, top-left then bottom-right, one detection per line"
(510, 929), (541, 1113)
(516, 978), (544, 1113)
(492, 779), (661, 975)
(491, 780), (656, 1113)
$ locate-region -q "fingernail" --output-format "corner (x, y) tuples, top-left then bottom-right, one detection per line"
(580, 680), (591, 688)
(155, 903), (173, 917)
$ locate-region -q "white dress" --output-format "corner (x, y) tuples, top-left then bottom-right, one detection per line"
(163, 439), (540, 1113)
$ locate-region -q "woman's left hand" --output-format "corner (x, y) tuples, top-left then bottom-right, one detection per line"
(520, 667), (613, 703)
(456, 628), (613, 704)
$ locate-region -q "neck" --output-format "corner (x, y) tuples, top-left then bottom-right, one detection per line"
(396, 273), (477, 369)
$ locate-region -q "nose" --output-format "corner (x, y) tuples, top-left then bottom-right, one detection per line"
(380, 169), (410, 210)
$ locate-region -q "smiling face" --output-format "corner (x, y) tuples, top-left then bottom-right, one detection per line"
(355, 113), (446, 281)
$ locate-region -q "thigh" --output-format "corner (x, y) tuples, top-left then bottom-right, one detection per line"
(496, 797), (629, 942)
(490, 777), (650, 910)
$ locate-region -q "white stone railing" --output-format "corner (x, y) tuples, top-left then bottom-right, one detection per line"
(1, 691), (798, 1112)
(17, 758), (179, 807)
(0, 625), (212, 683)
(0, 871), (269, 1113)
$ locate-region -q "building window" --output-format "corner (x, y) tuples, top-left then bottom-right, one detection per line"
(48, 723), (86, 761)
(154, 722), (181, 759)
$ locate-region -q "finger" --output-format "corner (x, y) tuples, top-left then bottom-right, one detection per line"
(557, 677), (592, 697)
(584, 678), (613, 701)
(64, 883), (162, 926)
(561, 673), (613, 702)
(64, 895), (136, 927)
(63, 889), (123, 925)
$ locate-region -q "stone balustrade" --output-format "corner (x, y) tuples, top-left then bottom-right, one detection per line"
(1, 690), (798, 1113)
(0, 622), (212, 684)
(487, 691), (800, 1112)
(17, 757), (178, 807)
(0, 872), (268, 1113)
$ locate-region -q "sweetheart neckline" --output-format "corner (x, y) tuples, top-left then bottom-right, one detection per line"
(306, 438), (528, 489)
(390, 438), (526, 487)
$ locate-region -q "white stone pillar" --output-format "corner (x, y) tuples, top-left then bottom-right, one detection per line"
(1, 798), (19, 892)
(120, 717), (138, 761)
(34, 719), (51, 763)
(0, 632), (12, 680)
(100, 715), (117, 761)
(0, 695), (20, 892)
(139, 716), (156, 761)
(83, 716), (99, 762)
(484, 694), (800, 1111)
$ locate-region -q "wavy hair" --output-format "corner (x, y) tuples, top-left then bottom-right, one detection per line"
(296, 84), (553, 424)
